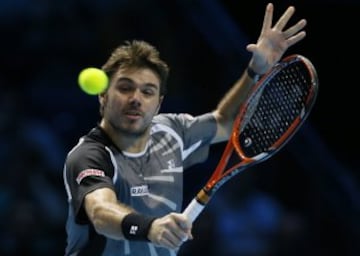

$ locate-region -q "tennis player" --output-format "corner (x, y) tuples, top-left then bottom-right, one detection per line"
(63, 3), (307, 255)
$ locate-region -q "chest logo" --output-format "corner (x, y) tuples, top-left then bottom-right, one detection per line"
(167, 159), (176, 169)
(130, 185), (149, 196)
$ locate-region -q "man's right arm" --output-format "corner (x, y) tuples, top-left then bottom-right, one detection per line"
(84, 187), (192, 249)
(84, 187), (133, 239)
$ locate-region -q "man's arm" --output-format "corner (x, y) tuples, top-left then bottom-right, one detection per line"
(84, 187), (192, 249)
(212, 3), (307, 143)
(84, 187), (133, 240)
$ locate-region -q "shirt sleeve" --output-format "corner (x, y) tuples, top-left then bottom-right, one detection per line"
(153, 112), (217, 169)
(64, 139), (115, 224)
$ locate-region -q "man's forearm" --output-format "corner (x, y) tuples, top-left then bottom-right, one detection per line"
(216, 70), (255, 125)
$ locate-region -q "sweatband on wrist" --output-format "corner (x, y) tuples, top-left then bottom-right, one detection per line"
(247, 66), (261, 82)
(121, 213), (156, 241)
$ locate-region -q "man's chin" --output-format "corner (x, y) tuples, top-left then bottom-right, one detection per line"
(119, 126), (147, 137)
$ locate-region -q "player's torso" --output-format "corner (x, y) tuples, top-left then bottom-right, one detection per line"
(112, 130), (185, 216)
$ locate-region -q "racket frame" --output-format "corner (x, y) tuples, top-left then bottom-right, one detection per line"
(183, 54), (319, 223)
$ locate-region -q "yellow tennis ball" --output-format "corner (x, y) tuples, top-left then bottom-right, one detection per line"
(78, 67), (108, 95)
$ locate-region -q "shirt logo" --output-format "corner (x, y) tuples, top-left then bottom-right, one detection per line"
(167, 159), (175, 169)
(76, 169), (105, 184)
(130, 185), (149, 196)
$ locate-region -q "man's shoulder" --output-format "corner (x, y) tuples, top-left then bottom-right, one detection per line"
(153, 112), (215, 127)
(151, 112), (216, 140)
(66, 127), (110, 159)
(152, 113), (196, 125)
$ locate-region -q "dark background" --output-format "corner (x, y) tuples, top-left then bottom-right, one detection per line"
(1, 0), (359, 255)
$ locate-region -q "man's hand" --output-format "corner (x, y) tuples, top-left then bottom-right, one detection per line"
(147, 213), (193, 250)
(247, 3), (307, 74)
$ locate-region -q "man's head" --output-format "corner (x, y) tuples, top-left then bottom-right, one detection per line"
(99, 40), (169, 137)
(102, 40), (169, 96)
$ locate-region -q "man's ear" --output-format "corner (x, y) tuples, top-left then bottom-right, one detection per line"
(98, 91), (107, 106)
(156, 96), (164, 114)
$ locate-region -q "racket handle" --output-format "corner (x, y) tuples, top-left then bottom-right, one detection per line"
(182, 198), (205, 223)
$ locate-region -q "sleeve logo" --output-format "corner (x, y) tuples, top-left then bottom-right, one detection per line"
(76, 169), (105, 184)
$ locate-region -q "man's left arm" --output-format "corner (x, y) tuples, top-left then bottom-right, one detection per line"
(212, 3), (307, 143)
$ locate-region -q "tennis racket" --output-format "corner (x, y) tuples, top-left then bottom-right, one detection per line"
(183, 54), (319, 223)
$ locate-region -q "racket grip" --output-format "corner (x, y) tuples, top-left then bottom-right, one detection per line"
(182, 198), (205, 223)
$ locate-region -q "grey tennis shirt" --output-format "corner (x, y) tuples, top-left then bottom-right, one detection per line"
(63, 113), (217, 256)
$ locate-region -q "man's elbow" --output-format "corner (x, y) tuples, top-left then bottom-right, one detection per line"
(212, 111), (233, 142)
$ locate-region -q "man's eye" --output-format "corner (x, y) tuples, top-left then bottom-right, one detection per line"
(142, 89), (155, 96)
(119, 86), (132, 92)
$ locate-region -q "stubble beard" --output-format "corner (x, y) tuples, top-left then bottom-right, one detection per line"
(109, 117), (150, 139)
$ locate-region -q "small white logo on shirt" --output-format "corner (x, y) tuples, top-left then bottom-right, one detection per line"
(130, 185), (149, 196)
(167, 159), (175, 169)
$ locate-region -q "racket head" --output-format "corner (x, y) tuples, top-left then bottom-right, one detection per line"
(184, 55), (319, 222)
(232, 54), (319, 164)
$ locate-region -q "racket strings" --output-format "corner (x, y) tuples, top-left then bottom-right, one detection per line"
(239, 61), (313, 157)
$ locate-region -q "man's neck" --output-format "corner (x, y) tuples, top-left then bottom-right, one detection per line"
(99, 120), (150, 154)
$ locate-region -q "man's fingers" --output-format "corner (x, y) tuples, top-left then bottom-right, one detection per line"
(283, 19), (307, 39)
(286, 31), (307, 48)
(261, 3), (274, 34)
(274, 6), (295, 31)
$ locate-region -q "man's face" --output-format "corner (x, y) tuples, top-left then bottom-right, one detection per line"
(100, 67), (162, 137)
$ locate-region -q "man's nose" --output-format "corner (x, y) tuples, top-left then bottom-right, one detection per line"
(128, 89), (142, 105)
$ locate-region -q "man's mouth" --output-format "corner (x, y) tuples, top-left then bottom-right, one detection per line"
(124, 110), (142, 120)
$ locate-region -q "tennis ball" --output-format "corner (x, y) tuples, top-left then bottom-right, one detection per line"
(78, 67), (108, 95)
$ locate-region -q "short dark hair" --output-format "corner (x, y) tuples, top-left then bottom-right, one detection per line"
(102, 40), (169, 96)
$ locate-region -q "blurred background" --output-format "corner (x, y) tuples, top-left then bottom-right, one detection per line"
(1, 0), (359, 255)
